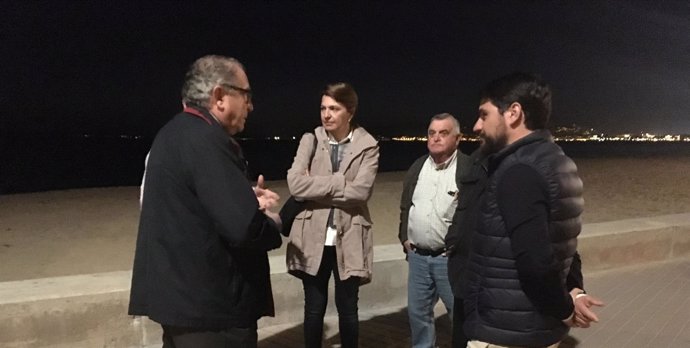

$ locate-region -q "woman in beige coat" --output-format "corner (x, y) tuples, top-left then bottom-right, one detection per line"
(286, 82), (379, 348)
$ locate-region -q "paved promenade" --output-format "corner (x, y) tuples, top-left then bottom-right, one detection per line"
(257, 258), (690, 348)
(2, 179), (690, 347)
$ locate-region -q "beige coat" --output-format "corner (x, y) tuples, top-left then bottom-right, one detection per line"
(285, 126), (379, 284)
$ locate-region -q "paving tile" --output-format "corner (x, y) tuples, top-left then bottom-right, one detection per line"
(259, 258), (690, 348)
(570, 258), (690, 347)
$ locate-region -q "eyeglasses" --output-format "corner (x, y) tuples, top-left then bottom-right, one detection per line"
(221, 84), (253, 102)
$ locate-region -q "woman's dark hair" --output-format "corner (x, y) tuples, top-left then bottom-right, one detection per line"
(323, 82), (359, 127)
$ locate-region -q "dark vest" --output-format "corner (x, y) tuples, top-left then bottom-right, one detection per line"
(464, 130), (584, 347)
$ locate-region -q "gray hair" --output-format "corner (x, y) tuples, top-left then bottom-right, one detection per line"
(181, 55), (245, 108)
(430, 112), (461, 135)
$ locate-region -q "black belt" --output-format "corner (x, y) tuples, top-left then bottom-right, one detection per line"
(414, 247), (446, 257)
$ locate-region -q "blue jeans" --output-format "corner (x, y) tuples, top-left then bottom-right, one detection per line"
(407, 251), (454, 348)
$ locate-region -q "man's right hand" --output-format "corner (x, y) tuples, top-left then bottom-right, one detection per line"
(403, 240), (415, 253)
(264, 209), (282, 231)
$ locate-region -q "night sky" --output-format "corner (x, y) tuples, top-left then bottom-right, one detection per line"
(3, 0), (690, 139)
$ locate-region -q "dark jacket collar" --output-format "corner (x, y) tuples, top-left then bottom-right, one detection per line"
(488, 129), (553, 174)
(183, 105), (247, 174)
(183, 105), (220, 127)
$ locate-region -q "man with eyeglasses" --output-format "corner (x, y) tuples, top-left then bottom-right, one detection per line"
(129, 55), (282, 348)
(399, 113), (473, 347)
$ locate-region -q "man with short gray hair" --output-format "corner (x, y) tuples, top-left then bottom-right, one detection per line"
(399, 113), (473, 347)
(129, 55), (282, 348)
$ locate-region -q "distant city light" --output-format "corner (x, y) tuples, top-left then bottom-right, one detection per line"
(108, 124), (690, 143)
(389, 126), (690, 143)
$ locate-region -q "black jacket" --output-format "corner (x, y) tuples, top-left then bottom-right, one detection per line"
(464, 130), (584, 346)
(445, 151), (585, 299)
(444, 149), (488, 298)
(128, 107), (282, 328)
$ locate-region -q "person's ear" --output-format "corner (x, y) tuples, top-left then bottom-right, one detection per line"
(506, 102), (523, 127)
(212, 86), (225, 106)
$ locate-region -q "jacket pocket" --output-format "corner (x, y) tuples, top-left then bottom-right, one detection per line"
(345, 217), (372, 270)
(289, 209), (313, 250)
(360, 220), (373, 268)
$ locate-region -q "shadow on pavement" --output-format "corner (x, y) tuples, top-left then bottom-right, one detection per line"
(259, 307), (453, 347)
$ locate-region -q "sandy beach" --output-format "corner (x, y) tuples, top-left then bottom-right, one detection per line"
(2, 157), (690, 282)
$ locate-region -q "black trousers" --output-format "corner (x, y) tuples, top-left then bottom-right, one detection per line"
(452, 297), (469, 348)
(302, 246), (360, 348)
(162, 324), (258, 348)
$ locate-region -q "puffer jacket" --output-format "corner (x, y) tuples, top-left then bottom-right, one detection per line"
(464, 130), (584, 347)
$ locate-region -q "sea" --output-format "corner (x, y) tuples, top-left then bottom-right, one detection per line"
(2, 135), (690, 194)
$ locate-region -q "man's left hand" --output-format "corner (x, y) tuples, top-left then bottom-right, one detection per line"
(570, 288), (605, 328)
(254, 175), (280, 210)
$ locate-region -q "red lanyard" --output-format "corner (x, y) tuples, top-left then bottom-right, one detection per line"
(183, 107), (244, 160)
(183, 107), (212, 125)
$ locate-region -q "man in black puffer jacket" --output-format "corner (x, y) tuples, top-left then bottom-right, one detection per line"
(444, 148), (594, 348)
(463, 73), (603, 348)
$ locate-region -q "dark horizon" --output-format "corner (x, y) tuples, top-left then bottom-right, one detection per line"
(3, 1), (690, 140)
(4, 136), (690, 195)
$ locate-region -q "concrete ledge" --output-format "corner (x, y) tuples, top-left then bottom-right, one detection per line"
(579, 213), (690, 272)
(0, 244), (408, 348)
(2, 213), (690, 347)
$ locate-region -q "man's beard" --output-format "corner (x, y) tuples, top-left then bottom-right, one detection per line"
(479, 131), (508, 156)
